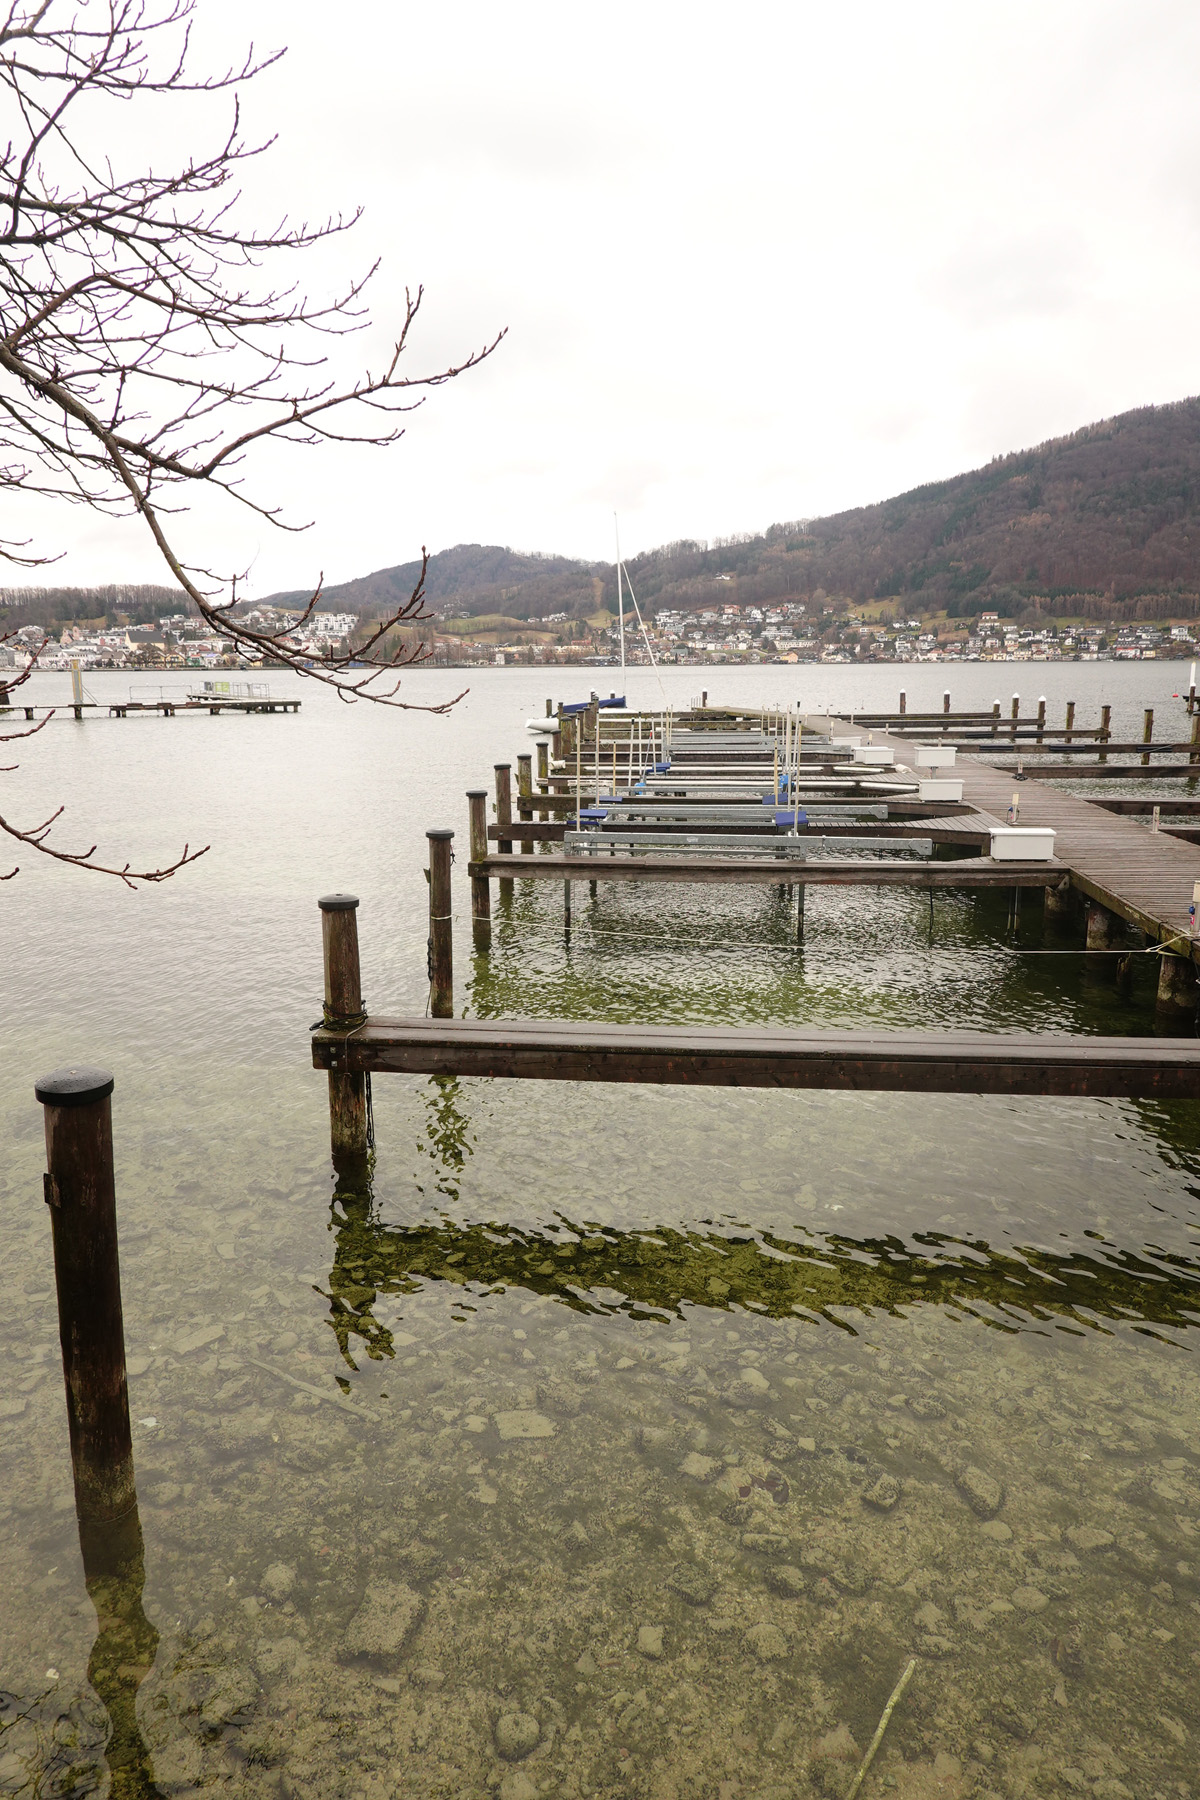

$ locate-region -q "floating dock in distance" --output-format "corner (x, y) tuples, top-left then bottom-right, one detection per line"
(312, 1017), (1200, 1099)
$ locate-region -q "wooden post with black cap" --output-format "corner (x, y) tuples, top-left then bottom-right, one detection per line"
(318, 894), (368, 1159)
(35, 1065), (135, 1523)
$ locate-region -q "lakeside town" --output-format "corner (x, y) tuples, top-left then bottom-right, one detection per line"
(3, 595), (1200, 672)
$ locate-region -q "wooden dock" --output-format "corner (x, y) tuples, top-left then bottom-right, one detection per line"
(815, 714), (1200, 947)
(312, 1017), (1200, 1098)
(468, 851), (1056, 888)
(309, 695), (1200, 1149)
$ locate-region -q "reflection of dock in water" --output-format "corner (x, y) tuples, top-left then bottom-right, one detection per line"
(321, 1080), (1200, 1370)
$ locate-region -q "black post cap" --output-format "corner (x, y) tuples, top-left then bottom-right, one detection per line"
(494, 761), (511, 770)
(35, 1066), (115, 1107)
(426, 828), (455, 840)
(466, 788), (488, 798)
(318, 894), (360, 912)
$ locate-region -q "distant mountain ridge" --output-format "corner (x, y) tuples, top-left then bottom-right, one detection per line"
(9, 397), (1200, 632)
(264, 396), (1200, 624)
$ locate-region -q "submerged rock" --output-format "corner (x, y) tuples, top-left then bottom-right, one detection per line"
(745, 1622), (789, 1661)
(766, 1564), (807, 1599)
(345, 1580), (424, 1663)
(495, 1712), (540, 1761)
(494, 1410), (556, 1441)
(862, 1473), (900, 1511)
(666, 1564), (716, 1606)
(637, 1625), (664, 1658)
(260, 1562), (295, 1601)
(957, 1464), (1004, 1518)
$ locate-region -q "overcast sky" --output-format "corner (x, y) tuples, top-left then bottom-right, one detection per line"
(17, 0), (1200, 593)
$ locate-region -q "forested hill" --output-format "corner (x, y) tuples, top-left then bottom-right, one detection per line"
(268, 543), (606, 622)
(798, 396), (1200, 617)
(9, 397), (1200, 632)
(270, 397), (1200, 624)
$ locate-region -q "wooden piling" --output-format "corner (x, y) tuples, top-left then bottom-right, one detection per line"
(1143, 708), (1154, 766)
(494, 763), (513, 852)
(1156, 951), (1197, 1020)
(34, 1066), (135, 1523)
(495, 763), (514, 901)
(1099, 704), (1111, 763)
(319, 895), (368, 1158)
(1010, 693), (1020, 738)
(991, 700), (1000, 734)
(943, 690), (950, 714)
(1065, 700), (1075, 740)
(1043, 875), (1073, 926)
(517, 752), (534, 853)
(427, 829), (454, 1018)
(467, 791), (491, 950)
(1191, 712), (1200, 766)
(1036, 696), (1046, 742)
(1085, 900), (1123, 967)
(899, 690), (906, 715)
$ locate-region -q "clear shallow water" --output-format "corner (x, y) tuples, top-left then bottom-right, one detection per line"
(2, 664), (1200, 1800)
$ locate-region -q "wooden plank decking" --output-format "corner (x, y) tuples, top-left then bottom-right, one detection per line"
(816, 715), (1200, 947)
(312, 1018), (1200, 1097)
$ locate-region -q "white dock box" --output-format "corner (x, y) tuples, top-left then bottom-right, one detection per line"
(830, 735), (862, 749)
(852, 744), (895, 766)
(990, 827), (1056, 862)
(913, 743), (957, 768)
(918, 777), (964, 802)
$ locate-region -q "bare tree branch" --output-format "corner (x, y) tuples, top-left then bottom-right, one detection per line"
(0, 0), (503, 704)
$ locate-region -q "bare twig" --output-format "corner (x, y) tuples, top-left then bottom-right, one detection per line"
(0, 801), (207, 884)
(844, 1658), (917, 1800)
(0, 0), (502, 708)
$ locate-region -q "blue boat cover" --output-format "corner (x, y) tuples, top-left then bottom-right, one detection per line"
(774, 809), (808, 827)
(561, 696), (627, 715)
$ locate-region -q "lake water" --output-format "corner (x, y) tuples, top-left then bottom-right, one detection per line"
(2, 662), (1199, 1800)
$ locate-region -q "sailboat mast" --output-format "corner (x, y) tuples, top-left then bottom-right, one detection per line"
(614, 512), (626, 674)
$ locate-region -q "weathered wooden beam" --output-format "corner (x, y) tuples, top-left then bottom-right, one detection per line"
(312, 1018), (1200, 1098)
(468, 854), (1060, 888)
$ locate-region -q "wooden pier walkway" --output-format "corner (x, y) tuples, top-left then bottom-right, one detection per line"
(816, 715), (1200, 946)
(312, 1017), (1200, 1098)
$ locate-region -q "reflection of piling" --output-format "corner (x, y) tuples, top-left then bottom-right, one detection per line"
(319, 895), (368, 1159)
(427, 829), (454, 1018)
(35, 1067), (136, 1524)
(77, 1503), (161, 1800)
(467, 790), (491, 951)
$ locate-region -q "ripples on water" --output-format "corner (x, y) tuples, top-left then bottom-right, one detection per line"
(2, 666), (1200, 1798)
